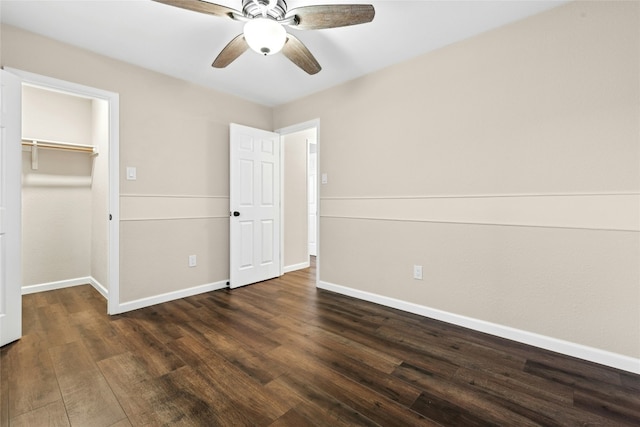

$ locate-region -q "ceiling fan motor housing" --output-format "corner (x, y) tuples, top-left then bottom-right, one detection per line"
(242, 0), (288, 20)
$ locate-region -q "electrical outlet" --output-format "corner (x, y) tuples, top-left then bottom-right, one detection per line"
(188, 255), (197, 267)
(413, 265), (423, 280)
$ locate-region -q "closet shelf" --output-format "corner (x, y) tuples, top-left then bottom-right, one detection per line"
(21, 138), (98, 170)
(22, 138), (98, 154)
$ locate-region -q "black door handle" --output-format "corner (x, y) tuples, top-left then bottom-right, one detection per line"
(233, 211), (240, 217)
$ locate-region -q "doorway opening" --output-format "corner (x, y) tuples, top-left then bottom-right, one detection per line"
(21, 84), (109, 297)
(279, 119), (320, 283)
(6, 67), (120, 315)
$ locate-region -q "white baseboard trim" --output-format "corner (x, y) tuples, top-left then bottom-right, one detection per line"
(89, 277), (108, 299)
(284, 261), (311, 274)
(318, 280), (640, 374)
(22, 276), (109, 300)
(22, 277), (93, 295)
(114, 280), (229, 314)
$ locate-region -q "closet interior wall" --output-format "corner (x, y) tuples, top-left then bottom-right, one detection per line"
(282, 128), (315, 272)
(21, 85), (109, 294)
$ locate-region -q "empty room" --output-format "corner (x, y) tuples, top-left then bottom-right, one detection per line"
(1, 0), (638, 425)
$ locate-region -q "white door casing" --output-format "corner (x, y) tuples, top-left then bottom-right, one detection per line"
(5, 67), (120, 315)
(308, 143), (317, 256)
(230, 123), (281, 289)
(0, 70), (22, 347)
(276, 118), (320, 286)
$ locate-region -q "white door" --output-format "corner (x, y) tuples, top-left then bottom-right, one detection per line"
(229, 123), (281, 289)
(308, 144), (317, 256)
(0, 70), (22, 346)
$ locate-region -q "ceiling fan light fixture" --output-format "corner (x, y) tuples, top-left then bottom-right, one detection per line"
(243, 18), (286, 56)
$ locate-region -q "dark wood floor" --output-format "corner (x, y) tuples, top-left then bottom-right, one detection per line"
(2, 260), (639, 426)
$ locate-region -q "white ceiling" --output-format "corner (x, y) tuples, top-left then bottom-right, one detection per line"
(1, 0), (567, 106)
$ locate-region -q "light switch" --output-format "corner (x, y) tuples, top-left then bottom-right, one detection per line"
(126, 166), (137, 181)
(321, 173), (328, 184)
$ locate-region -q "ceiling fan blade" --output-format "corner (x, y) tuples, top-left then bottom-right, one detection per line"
(282, 34), (321, 75)
(153, 0), (239, 19)
(212, 34), (249, 68)
(286, 4), (375, 30)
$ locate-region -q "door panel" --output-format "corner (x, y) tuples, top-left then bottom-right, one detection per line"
(240, 159), (253, 205)
(230, 123), (281, 288)
(0, 70), (22, 347)
(262, 162), (274, 205)
(239, 221), (253, 268)
(261, 219), (274, 264)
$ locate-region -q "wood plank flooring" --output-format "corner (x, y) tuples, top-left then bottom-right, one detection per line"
(2, 259), (639, 426)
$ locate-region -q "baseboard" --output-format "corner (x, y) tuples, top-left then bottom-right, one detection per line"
(22, 277), (93, 295)
(22, 276), (109, 299)
(89, 277), (108, 299)
(318, 280), (640, 374)
(115, 280), (229, 313)
(283, 261), (311, 274)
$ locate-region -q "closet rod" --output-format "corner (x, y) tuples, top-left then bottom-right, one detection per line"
(21, 138), (97, 154)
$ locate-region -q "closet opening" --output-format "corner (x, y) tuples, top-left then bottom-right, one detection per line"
(21, 84), (111, 303)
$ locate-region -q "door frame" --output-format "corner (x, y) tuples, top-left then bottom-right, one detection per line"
(5, 68), (121, 314)
(307, 139), (318, 257)
(276, 118), (320, 285)
(0, 69), (22, 346)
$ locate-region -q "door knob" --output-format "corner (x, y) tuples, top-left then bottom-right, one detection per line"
(233, 211), (240, 217)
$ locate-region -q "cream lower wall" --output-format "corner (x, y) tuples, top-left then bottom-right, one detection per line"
(320, 210), (640, 359)
(274, 1), (640, 363)
(120, 217), (228, 302)
(119, 195), (228, 301)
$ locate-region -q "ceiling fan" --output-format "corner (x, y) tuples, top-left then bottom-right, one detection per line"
(154, 0), (375, 74)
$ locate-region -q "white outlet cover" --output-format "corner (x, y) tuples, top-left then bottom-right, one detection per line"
(413, 265), (423, 280)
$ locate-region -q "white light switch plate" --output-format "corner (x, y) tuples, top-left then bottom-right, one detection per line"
(321, 173), (328, 184)
(126, 166), (137, 181)
(413, 265), (423, 280)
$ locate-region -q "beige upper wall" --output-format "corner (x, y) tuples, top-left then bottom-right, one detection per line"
(22, 85), (93, 143)
(1, 25), (272, 196)
(274, 1), (639, 197)
(2, 24), (273, 303)
(273, 1), (640, 360)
